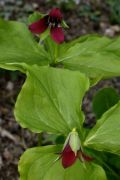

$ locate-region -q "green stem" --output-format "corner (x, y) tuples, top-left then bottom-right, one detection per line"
(54, 44), (58, 64)
(38, 133), (43, 146)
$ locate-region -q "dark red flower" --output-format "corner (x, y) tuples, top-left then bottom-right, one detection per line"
(29, 8), (64, 44)
(59, 129), (93, 169)
(61, 142), (77, 168)
(61, 141), (93, 169)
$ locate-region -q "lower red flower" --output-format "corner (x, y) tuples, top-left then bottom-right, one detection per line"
(59, 129), (93, 169)
(61, 143), (77, 168)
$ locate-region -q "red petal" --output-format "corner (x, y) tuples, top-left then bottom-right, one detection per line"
(49, 8), (62, 20)
(63, 143), (72, 153)
(50, 27), (64, 44)
(29, 18), (48, 34)
(62, 144), (77, 168)
(81, 151), (93, 161)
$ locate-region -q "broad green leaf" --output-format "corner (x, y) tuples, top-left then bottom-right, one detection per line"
(60, 35), (95, 55)
(57, 35), (120, 80)
(93, 87), (120, 119)
(84, 101), (120, 156)
(0, 19), (49, 71)
(19, 145), (107, 180)
(58, 35), (92, 58)
(58, 35), (111, 61)
(15, 65), (89, 135)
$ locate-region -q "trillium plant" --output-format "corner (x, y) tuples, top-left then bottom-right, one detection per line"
(1, 7), (120, 180)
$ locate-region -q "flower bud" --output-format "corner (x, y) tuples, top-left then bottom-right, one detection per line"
(69, 128), (81, 155)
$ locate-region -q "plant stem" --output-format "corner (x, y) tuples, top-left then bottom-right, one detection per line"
(38, 133), (43, 146)
(54, 44), (58, 63)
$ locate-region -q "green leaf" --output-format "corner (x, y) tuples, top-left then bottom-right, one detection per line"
(57, 35), (120, 81)
(0, 19), (49, 71)
(45, 35), (92, 66)
(58, 35), (92, 57)
(15, 65), (89, 135)
(107, 153), (120, 170)
(19, 145), (107, 180)
(92, 87), (120, 119)
(84, 101), (120, 156)
(28, 12), (44, 24)
(40, 29), (50, 42)
(61, 20), (69, 28)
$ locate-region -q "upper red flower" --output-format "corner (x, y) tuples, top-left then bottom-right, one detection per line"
(29, 8), (64, 44)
